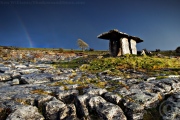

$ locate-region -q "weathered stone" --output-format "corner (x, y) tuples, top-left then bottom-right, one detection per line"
(161, 94), (180, 120)
(121, 38), (130, 55)
(21, 73), (52, 84)
(11, 72), (21, 78)
(173, 93), (180, 99)
(103, 92), (122, 105)
(66, 84), (79, 90)
(126, 78), (140, 85)
(168, 75), (180, 78)
(155, 82), (172, 92)
(75, 94), (91, 118)
(57, 90), (79, 104)
(45, 98), (68, 120)
(6, 105), (44, 120)
(65, 104), (77, 120)
(130, 39), (137, 55)
(35, 95), (53, 108)
(15, 64), (27, 68)
(97, 102), (127, 120)
(115, 87), (131, 96)
(11, 79), (20, 85)
(144, 92), (163, 108)
(147, 77), (156, 81)
(0, 73), (11, 81)
(12, 94), (38, 106)
(88, 96), (106, 109)
(84, 88), (107, 96)
(124, 102), (144, 120)
(88, 96), (126, 120)
(109, 39), (120, 57)
(97, 29), (143, 56)
(19, 69), (39, 75)
(0, 67), (10, 73)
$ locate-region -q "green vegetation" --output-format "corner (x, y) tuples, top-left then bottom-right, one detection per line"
(52, 55), (100, 69)
(152, 50), (178, 56)
(31, 89), (55, 96)
(80, 55), (180, 75)
(58, 48), (64, 53)
(52, 51), (180, 77)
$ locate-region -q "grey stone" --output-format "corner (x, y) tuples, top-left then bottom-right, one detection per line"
(11, 79), (20, 85)
(124, 102), (144, 120)
(147, 77), (156, 81)
(168, 75), (180, 78)
(0, 73), (11, 81)
(88, 96), (106, 109)
(12, 94), (38, 106)
(103, 92), (122, 105)
(155, 82), (172, 92)
(115, 87), (131, 96)
(75, 94), (91, 118)
(65, 104), (77, 120)
(0, 67), (10, 72)
(173, 93), (180, 99)
(15, 64), (27, 68)
(85, 88), (107, 96)
(45, 98), (68, 120)
(57, 90), (79, 104)
(21, 73), (52, 84)
(19, 69), (39, 75)
(35, 95), (53, 108)
(6, 105), (44, 120)
(121, 38), (130, 55)
(11, 72), (21, 79)
(130, 39), (137, 55)
(162, 95), (180, 120)
(97, 102), (127, 120)
(66, 84), (79, 90)
(88, 96), (126, 120)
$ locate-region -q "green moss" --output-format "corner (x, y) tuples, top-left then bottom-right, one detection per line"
(31, 89), (53, 96)
(156, 76), (168, 80)
(81, 56), (180, 76)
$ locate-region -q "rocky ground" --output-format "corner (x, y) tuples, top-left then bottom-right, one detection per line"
(0, 60), (179, 120)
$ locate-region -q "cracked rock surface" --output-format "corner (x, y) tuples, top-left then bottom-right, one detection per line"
(0, 61), (179, 120)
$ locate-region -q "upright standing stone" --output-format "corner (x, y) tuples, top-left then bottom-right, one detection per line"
(121, 38), (130, 55)
(109, 40), (113, 56)
(130, 39), (137, 55)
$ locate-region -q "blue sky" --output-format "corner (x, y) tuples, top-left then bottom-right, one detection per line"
(0, 0), (180, 50)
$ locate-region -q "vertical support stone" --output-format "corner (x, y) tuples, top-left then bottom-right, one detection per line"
(117, 39), (122, 56)
(109, 40), (113, 56)
(109, 39), (119, 57)
(130, 39), (137, 55)
(117, 48), (122, 56)
(121, 38), (130, 55)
